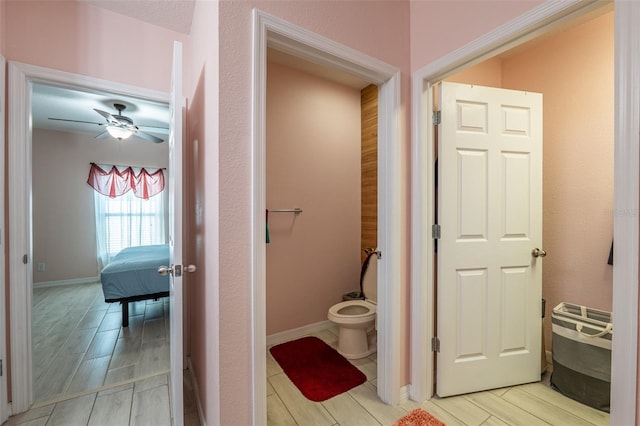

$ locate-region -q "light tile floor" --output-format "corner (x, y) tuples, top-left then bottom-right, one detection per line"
(3, 370), (200, 426)
(267, 327), (610, 426)
(33, 283), (170, 404)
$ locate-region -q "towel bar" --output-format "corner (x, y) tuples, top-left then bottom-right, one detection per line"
(269, 208), (303, 214)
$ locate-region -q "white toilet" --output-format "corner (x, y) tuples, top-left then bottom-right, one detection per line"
(327, 253), (378, 359)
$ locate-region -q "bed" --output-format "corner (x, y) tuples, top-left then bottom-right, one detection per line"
(100, 244), (170, 327)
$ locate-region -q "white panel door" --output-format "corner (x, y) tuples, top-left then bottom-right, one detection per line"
(169, 40), (186, 425)
(437, 82), (543, 397)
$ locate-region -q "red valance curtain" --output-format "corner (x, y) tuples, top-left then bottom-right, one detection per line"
(87, 163), (165, 200)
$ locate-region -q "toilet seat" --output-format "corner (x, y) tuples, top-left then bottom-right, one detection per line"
(328, 300), (376, 325)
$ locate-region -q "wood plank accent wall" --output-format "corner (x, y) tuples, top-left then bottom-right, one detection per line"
(361, 84), (378, 262)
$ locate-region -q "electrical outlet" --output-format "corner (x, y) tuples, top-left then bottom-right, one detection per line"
(37, 263), (45, 272)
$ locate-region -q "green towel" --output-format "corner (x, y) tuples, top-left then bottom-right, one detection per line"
(266, 209), (270, 244)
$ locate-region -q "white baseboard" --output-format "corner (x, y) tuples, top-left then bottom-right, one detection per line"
(33, 276), (99, 288)
(187, 357), (206, 426)
(266, 320), (334, 346)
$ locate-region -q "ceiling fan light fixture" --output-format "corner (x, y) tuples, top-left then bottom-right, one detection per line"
(106, 125), (132, 140)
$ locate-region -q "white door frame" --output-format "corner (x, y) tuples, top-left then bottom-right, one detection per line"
(411, 1), (638, 424)
(252, 9), (403, 423)
(0, 55), (9, 423)
(7, 62), (169, 413)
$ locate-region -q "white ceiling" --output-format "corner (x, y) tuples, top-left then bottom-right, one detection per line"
(32, 83), (170, 142)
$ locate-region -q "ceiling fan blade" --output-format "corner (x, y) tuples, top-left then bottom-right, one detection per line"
(95, 131), (110, 140)
(48, 117), (104, 126)
(137, 124), (170, 135)
(93, 108), (119, 124)
(134, 131), (164, 143)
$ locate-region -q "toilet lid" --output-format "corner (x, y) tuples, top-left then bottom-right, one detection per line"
(362, 254), (377, 303)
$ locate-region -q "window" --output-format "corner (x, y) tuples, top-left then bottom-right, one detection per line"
(94, 181), (167, 269)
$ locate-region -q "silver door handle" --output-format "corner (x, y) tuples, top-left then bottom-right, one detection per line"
(532, 248), (547, 258)
(158, 264), (197, 276)
(158, 265), (172, 276)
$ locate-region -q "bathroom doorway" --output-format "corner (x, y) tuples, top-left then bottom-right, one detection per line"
(252, 10), (404, 422)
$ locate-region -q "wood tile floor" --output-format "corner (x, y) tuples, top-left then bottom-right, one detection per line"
(4, 282), (201, 425)
(32, 282), (170, 404)
(267, 327), (611, 426)
(4, 370), (201, 426)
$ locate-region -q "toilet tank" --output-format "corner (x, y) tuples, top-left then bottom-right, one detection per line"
(362, 255), (378, 303)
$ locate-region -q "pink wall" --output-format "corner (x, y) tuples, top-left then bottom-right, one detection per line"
(0, 0), (5, 56)
(502, 12), (614, 345)
(446, 57), (502, 87)
(409, 0), (545, 72)
(4, 1), (186, 92)
(266, 61), (361, 335)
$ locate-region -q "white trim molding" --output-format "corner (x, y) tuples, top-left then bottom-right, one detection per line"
(0, 55), (9, 425)
(611, 1), (639, 424)
(33, 276), (100, 289)
(252, 9), (403, 425)
(8, 61), (168, 414)
(266, 321), (333, 347)
(410, 3), (636, 425)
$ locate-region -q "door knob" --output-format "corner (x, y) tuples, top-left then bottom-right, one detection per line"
(532, 248), (547, 258)
(158, 265), (172, 276)
(158, 264), (197, 277)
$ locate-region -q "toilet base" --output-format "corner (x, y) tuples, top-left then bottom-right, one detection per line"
(336, 327), (377, 360)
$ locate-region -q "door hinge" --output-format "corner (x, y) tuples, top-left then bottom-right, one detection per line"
(22, 254), (28, 264)
(432, 336), (440, 352)
(432, 224), (441, 239)
(433, 110), (441, 125)
(1, 359), (4, 376)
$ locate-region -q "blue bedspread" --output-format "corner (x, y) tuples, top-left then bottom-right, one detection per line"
(100, 244), (170, 301)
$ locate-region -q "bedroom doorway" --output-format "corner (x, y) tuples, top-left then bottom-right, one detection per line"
(7, 62), (182, 415)
(30, 82), (171, 406)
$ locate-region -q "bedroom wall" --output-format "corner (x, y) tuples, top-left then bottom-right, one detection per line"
(446, 12), (614, 350)
(32, 129), (169, 284)
(265, 60), (361, 336)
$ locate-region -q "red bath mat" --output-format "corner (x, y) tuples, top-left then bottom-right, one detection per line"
(392, 408), (446, 426)
(269, 336), (367, 402)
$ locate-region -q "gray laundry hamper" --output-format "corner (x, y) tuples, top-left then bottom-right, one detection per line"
(551, 302), (612, 412)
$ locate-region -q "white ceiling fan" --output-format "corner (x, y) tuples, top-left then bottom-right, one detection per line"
(49, 103), (168, 143)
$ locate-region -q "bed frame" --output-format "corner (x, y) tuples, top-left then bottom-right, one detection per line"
(105, 291), (170, 327)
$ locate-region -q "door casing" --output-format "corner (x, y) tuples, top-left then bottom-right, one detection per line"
(7, 62), (170, 413)
(411, 1), (638, 425)
(0, 55), (8, 424)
